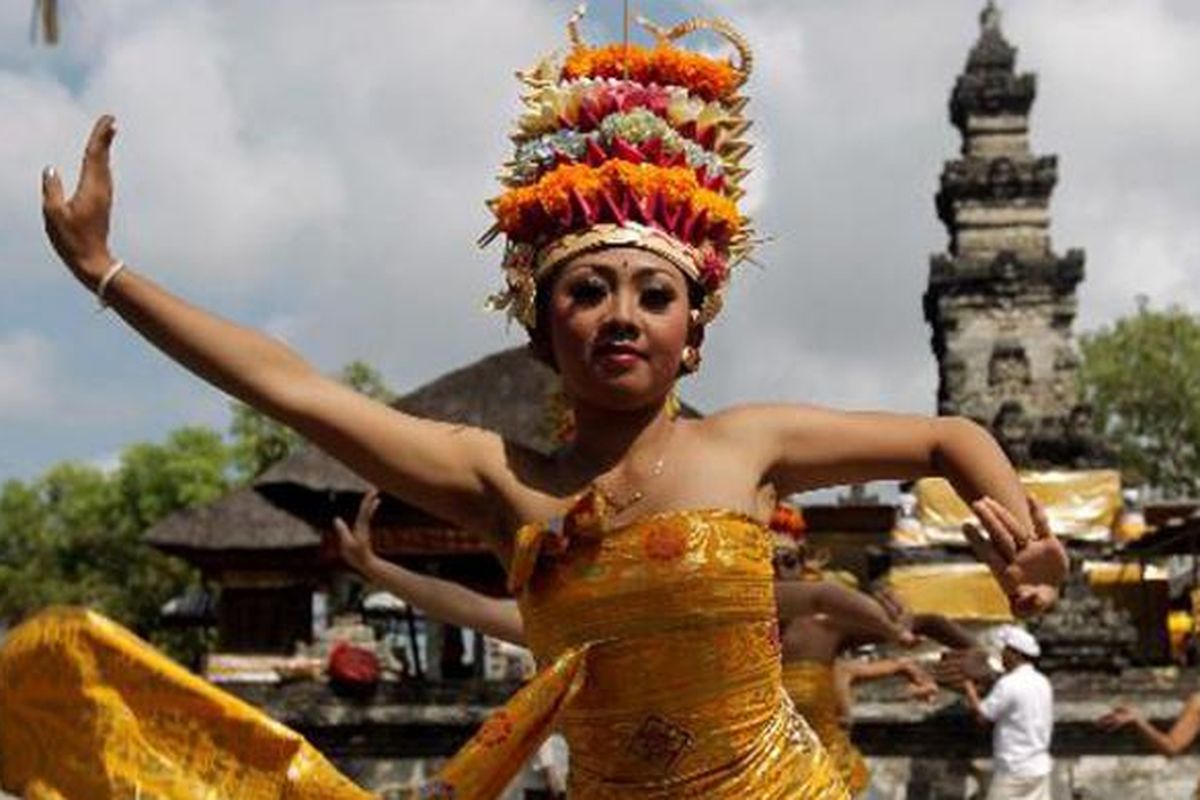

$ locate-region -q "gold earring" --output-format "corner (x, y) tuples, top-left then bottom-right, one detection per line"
(543, 380), (576, 444)
(681, 345), (702, 373)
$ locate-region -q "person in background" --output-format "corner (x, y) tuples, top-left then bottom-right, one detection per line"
(963, 626), (1054, 800)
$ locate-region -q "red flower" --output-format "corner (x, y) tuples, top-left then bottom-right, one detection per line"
(698, 249), (728, 292)
(769, 504), (806, 540)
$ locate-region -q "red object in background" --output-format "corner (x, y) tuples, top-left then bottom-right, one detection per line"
(328, 641), (380, 689)
(769, 504), (807, 541)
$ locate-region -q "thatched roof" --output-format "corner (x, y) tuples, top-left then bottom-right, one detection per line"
(144, 484), (322, 552)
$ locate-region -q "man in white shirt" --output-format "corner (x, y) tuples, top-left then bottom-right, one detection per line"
(964, 625), (1054, 800)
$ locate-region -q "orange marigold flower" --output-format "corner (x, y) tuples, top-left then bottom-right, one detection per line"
(563, 44), (738, 102)
(689, 191), (740, 230)
(492, 162), (741, 243)
(644, 523), (689, 561)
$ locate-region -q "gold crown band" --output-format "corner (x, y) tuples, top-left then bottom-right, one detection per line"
(534, 223), (702, 284)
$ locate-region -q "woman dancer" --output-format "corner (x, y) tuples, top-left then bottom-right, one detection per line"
(770, 510), (930, 797)
(30, 9), (1065, 799)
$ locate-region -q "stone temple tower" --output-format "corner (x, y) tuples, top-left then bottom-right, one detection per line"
(924, 2), (1091, 468)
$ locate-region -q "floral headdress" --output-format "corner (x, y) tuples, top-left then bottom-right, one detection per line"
(482, 4), (756, 329)
(769, 503), (807, 546)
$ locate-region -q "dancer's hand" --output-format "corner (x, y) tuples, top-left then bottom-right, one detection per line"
(42, 115), (119, 285)
(931, 648), (993, 689)
(334, 490), (382, 575)
(963, 495), (1067, 618)
(1097, 705), (1140, 731)
(903, 662), (939, 703)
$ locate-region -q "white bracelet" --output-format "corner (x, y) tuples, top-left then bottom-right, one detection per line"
(96, 260), (126, 310)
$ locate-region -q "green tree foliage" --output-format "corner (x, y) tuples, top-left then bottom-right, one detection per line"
(0, 360), (394, 663)
(229, 360), (395, 480)
(1080, 298), (1200, 497)
(0, 428), (230, 662)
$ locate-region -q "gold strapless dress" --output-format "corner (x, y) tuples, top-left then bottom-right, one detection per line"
(434, 496), (849, 799)
(0, 607), (370, 800)
(782, 660), (869, 797)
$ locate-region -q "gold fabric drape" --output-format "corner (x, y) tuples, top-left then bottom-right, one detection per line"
(903, 470), (1121, 546)
(432, 498), (850, 799)
(0, 606), (371, 800)
(782, 661), (869, 797)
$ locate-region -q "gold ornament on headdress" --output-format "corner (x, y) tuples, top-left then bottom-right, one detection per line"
(483, 3), (757, 330)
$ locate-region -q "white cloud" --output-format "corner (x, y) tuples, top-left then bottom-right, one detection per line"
(3, 1), (1200, 481)
(0, 332), (57, 418)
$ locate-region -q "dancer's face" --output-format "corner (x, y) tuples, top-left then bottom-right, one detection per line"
(545, 247), (693, 411)
(772, 546), (804, 582)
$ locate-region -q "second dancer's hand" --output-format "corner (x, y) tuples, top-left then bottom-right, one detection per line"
(1096, 705), (1140, 731)
(334, 489), (383, 575)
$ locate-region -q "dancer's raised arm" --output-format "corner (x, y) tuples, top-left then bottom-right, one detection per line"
(42, 117), (506, 534)
(721, 404), (1067, 615)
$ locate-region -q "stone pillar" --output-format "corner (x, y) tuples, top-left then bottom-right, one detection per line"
(924, 1), (1089, 469)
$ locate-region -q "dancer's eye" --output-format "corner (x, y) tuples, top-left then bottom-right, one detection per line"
(568, 278), (607, 306)
(641, 285), (676, 312)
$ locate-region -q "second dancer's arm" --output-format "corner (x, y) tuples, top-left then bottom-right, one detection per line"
(334, 491), (526, 646)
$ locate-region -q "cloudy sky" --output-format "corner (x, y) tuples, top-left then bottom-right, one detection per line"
(1, 0), (1198, 484)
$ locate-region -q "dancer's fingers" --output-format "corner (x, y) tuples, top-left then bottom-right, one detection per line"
(972, 500), (1018, 561)
(982, 498), (1030, 547)
(963, 523), (1018, 594)
(42, 165), (65, 214)
(78, 115), (116, 201)
(354, 489), (379, 530)
(1028, 496), (1053, 540)
(1010, 585), (1056, 618)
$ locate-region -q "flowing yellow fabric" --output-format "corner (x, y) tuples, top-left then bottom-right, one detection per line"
(0, 606), (372, 800)
(433, 502), (849, 799)
(781, 661), (869, 797)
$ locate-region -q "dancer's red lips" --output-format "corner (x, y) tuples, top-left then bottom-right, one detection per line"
(593, 342), (647, 366)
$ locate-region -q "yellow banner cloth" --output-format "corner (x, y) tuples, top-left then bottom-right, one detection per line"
(886, 560), (1155, 622)
(907, 470), (1121, 545)
(432, 501), (850, 799)
(885, 563), (1013, 622)
(781, 661), (869, 797)
(0, 606), (372, 800)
